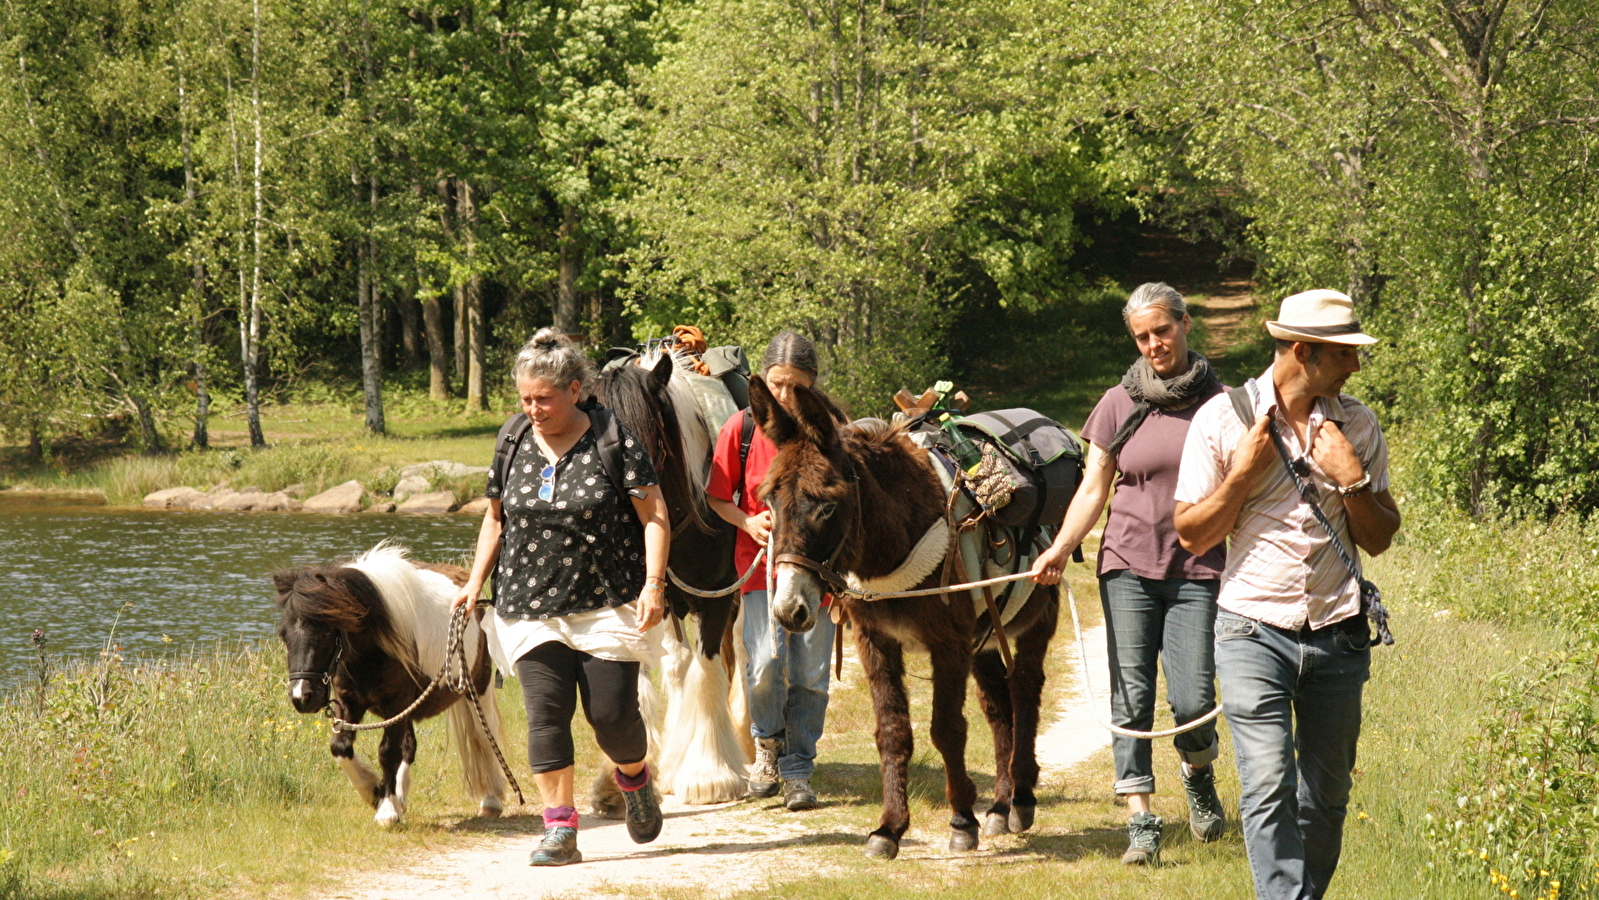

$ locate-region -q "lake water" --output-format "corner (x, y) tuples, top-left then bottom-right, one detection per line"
(0, 495), (482, 685)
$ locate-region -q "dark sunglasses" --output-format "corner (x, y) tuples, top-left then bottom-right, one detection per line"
(538, 463), (556, 502)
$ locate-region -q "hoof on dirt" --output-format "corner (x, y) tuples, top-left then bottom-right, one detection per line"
(949, 826), (980, 852)
(1008, 803), (1035, 833)
(863, 834), (900, 860)
(981, 811), (1010, 837)
(479, 801), (503, 819)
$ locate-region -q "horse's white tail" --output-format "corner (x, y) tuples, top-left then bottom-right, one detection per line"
(448, 677), (508, 816)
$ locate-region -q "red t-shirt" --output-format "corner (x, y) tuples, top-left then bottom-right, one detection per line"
(707, 408), (777, 594)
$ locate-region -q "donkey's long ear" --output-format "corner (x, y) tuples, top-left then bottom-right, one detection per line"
(271, 570), (298, 597)
(790, 385), (841, 449)
(749, 376), (799, 446)
(649, 353), (674, 387)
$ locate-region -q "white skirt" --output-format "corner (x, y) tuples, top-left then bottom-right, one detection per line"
(483, 601), (655, 672)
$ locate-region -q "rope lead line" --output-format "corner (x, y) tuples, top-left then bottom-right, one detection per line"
(332, 603), (524, 806)
(667, 548), (766, 598)
(1063, 579), (1224, 741)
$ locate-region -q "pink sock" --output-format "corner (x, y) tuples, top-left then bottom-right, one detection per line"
(614, 765), (650, 792)
(542, 806), (578, 829)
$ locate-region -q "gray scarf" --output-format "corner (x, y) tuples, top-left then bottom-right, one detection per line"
(1105, 351), (1218, 457)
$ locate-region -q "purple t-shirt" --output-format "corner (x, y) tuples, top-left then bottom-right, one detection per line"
(1080, 383), (1227, 581)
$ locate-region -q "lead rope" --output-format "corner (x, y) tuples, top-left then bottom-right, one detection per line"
(1062, 578), (1223, 740)
(331, 604), (525, 806)
(768, 503), (780, 662)
(666, 549), (765, 598)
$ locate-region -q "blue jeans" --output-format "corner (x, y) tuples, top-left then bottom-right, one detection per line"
(741, 589), (835, 781)
(1100, 570), (1221, 795)
(1215, 609), (1370, 900)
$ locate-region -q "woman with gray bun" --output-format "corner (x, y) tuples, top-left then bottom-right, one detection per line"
(706, 330), (843, 811)
(1029, 283), (1227, 865)
(453, 327), (669, 866)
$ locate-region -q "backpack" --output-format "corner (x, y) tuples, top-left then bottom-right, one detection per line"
(490, 400), (632, 504)
(701, 345), (751, 410)
(952, 409), (1085, 532)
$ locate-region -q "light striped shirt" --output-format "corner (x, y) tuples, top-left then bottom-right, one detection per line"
(1174, 365), (1390, 630)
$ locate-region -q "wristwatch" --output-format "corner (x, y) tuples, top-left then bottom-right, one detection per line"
(1336, 473), (1372, 497)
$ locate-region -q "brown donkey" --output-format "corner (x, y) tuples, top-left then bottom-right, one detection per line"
(749, 377), (1058, 860)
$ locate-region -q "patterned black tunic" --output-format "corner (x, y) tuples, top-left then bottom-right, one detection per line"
(484, 420), (658, 620)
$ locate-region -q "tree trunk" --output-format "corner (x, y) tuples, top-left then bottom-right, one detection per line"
(358, 231), (385, 434)
(396, 278), (422, 367)
(422, 280), (450, 400)
(244, 0), (266, 449)
(556, 205), (582, 336)
(27, 426), (43, 461)
(458, 178), (487, 411)
(454, 280), (468, 385)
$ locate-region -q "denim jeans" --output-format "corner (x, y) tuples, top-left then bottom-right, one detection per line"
(1215, 609), (1371, 900)
(1099, 570), (1221, 795)
(741, 589), (835, 781)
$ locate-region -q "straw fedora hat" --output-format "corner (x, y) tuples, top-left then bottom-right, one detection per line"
(1266, 289), (1377, 345)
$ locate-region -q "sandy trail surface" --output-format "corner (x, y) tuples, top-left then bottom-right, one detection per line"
(316, 625), (1111, 900)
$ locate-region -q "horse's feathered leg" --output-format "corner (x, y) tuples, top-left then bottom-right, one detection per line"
(926, 635), (980, 852)
(374, 721), (414, 826)
(858, 632), (912, 860)
(726, 600), (755, 762)
(972, 647), (1017, 836)
(330, 697), (381, 808)
(669, 611), (750, 804)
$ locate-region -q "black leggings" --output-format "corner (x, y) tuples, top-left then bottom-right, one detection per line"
(515, 641), (647, 774)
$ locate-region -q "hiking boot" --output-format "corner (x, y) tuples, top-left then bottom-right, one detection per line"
(1121, 812), (1163, 866)
(782, 779), (817, 811)
(749, 737), (781, 798)
(529, 826), (582, 866)
(1183, 764), (1226, 842)
(621, 778), (663, 844)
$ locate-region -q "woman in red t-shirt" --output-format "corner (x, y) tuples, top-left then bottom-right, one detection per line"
(1030, 283), (1227, 866)
(706, 331), (840, 812)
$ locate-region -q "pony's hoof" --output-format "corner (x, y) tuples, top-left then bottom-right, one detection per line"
(479, 799), (504, 819)
(948, 826), (980, 853)
(980, 811), (1010, 837)
(374, 801), (404, 827)
(863, 834), (900, 860)
(1008, 804), (1035, 834)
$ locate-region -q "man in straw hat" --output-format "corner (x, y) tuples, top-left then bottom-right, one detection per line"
(1172, 289), (1401, 899)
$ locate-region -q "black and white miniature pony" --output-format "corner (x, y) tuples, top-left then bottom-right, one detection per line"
(274, 544), (508, 825)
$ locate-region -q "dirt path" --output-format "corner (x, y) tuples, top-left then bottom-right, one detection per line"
(313, 626), (1111, 900)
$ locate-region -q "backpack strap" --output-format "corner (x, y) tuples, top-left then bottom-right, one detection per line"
(1228, 385), (1254, 426)
(735, 407), (756, 504)
(582, 401), (636, 501)
(492, 412), (532, 497)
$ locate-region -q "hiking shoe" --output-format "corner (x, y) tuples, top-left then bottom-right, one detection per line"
(621, 778), (663, 844)
(529, 826), (582, 866)
(1183, 764), (1226, 842)
(1121, 812), (1163, 866)
(782, 779), (817, 811)
(749, 737), (781, 798)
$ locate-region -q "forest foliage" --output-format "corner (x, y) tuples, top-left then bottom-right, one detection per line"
(1, 0), (1597, 515)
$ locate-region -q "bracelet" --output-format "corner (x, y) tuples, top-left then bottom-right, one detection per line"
(1337, 473), (1372, 497)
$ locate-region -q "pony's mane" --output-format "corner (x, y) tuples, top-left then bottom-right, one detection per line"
(345, 542), (458, 677)
(274, 562), (392, 638)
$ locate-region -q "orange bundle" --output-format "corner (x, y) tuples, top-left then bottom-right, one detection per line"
(672, 325), (711, 375)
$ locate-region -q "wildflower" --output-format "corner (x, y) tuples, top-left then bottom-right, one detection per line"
(30, 629), (45, 647)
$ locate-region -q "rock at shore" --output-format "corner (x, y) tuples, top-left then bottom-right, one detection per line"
(255, 491), (302, 512)
(392, 474), (432, 501)
(144, 487), (206, 509)
(396, 490), (458, 514)
(457, 496), (491, 516)
(363, 501), (396, 514)
(212, 488), (266, 511)
(303, 480), (366, 513)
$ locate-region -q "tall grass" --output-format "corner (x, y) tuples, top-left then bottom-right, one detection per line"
(0, 637), (515, 899)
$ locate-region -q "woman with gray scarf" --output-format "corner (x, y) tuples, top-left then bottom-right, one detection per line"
(1030, 282), (1227, 866)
